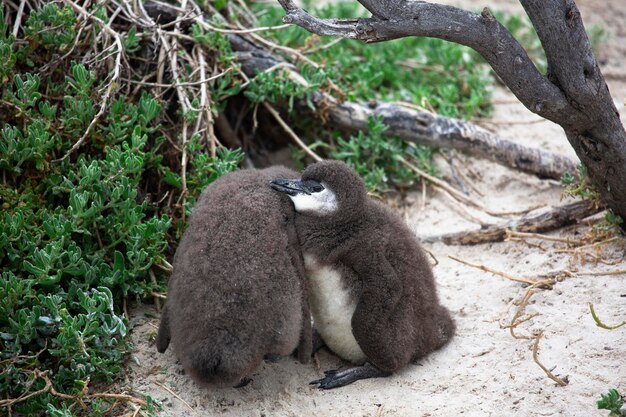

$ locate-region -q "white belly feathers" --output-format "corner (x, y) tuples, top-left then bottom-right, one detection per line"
(304, 255), (367, 364)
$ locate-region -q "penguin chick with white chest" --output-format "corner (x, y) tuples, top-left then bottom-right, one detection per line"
(156, 166), (311, 387)
(271, 161), (454, 389)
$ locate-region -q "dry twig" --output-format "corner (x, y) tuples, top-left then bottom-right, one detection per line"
(55, 0), (124, 163)
(532, 332), (569, 386)
(262, 102), (323, 162)
(196, 46), (218, 158)
(0, 370), (147, 412)
(399, 156), (540, 218)
(508, 287), (538, 340)
(577, 269), (626, 276)
(423, 200), (601, 245)
(149, 269), (161, 313)
(505, 230), (583, 245)
(448, 255), (546, 287)
(154, 381), (198, 416)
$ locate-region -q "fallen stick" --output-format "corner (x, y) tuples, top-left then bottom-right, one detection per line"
(532, 332), (569, 386)
(448, 255), (538, 286)
(421, 200), (602, 245)
(321, 99), (578, 180)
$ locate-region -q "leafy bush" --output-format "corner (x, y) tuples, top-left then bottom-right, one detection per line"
(0, 4), (241, 415)
(329, 116), (436, 193)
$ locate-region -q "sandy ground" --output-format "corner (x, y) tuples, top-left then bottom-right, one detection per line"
(126, 1), (626, 416)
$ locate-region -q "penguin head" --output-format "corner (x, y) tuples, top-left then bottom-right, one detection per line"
(270, 160), (367, 217)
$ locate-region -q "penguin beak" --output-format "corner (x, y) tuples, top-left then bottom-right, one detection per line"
(270, 178), (310, 196)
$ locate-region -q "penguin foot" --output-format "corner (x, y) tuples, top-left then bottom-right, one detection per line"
(309, 363), (391, 389)
(233, 377), (252, 388)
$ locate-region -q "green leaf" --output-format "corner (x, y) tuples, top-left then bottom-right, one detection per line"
(123, 26), (141, 53)
(597, 389), (624, 416)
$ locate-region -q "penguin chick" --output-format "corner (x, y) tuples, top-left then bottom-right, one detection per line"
(156, 166), (311, 387)
(271, 161), (454, 389)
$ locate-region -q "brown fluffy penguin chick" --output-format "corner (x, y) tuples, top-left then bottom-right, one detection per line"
(270, 161), (454, 389)
(156, 166), (311, 387)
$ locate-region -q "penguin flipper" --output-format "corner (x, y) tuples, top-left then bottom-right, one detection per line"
(350, 251), (409, 372)
(156, 304), (171, 353)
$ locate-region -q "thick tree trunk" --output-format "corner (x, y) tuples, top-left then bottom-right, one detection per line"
(276, 0), (626, 226)
(519, 0), (626, 228)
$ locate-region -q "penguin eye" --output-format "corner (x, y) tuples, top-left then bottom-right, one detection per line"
(303, 180), (324, 193)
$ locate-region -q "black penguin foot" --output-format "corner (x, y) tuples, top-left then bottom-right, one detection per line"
(233, 377), (252, 388)
(309, 363), (391, 389)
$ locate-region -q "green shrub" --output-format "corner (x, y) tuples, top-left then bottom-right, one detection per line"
(597, 389), (625, 417)
(330, 116), (436, 193)
(256, 1), (492, 120)
(0, 4), (241, 415)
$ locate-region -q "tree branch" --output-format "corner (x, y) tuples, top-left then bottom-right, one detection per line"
(520, 0), (605, 117)
(355, 0), (413, 19)
(276, 0), (580, 127)
(276, 0), (363, 39)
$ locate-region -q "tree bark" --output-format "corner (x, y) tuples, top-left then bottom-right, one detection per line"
(275, 0), (626, 226)
(231, 36), (578, 180)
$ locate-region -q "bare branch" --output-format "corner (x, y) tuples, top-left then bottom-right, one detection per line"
(122, 67), (232, 87)
(12, 0), (25, 37)
(448, 255), (541, 286)
(520, 0), (606, 116)
(196, 18), (291, 34)
(277, 0), (370, 40)
(330, 101), (579, 180)
(519, 0), (626, 226)
(196, 47), (217, 157)
(168, 2), (191, 218)
(55, 0), (124, 163)
(421, 200), (601, 245)
(355, 0), (408, 19)
(263, 102), (323, 162)
(276, 0), (580, 127)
